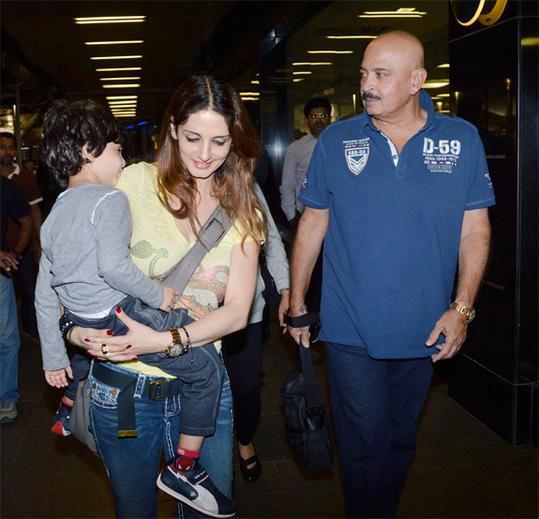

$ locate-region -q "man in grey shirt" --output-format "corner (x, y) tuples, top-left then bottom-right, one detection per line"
(280, 98), (332, 226)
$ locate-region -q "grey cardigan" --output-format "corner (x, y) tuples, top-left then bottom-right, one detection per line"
(250, 183), (289, 323)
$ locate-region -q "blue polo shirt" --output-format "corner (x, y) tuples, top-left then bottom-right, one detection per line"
(299, 90), (495, 359)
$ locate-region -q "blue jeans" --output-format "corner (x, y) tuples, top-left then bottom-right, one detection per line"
(326, 343), (433, 518)
(88, 361), (233, 518)
(0, 274), (20, 403)
(65, 296), (223, 435)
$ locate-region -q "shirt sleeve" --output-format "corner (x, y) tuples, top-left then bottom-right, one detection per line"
(254, 183), (289, 292)
(91, 190), (164, 309)
(35, 252), (70, 371)
(21, 169), (43, 205)
(465, 130), (496, 210)
(280, 144), (299, 220)
(298, 137), (330, 209)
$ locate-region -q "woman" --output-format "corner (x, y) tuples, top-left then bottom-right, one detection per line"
(68, 73), (265, 518)
(223, 182), (289, 481)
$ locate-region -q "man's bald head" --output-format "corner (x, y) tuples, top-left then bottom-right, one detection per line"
(366, 31), (425, 70)
(359, 30), (428, 121)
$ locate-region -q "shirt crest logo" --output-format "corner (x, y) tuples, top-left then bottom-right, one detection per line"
(343, 138), (370, 176)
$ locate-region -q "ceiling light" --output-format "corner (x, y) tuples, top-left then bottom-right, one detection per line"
(308, 50), (353, 55)
(522, 37), (539, 46)
(358, 8), (426, 18)
(90, 55), (142, 61)
(422, 80), (450, 89)
(293, 71), (312, 75)
(326, 35), (376, 40)
(114, 114), (136, 117)
(292, 62), (333, 66)
(103, 84), (140, 88)
(438, 93), (450, 98)
(96, 67), (142, 72)
(437, 63), (450, 68)
(293, 78), (304, 83)
(106, 95), (138, 100)
(101, 77), (140, 81)
(74, 16), (146, 25)
(239, 91), (259, 96)
(240, 97), (259, 101)
(109, 103), (137, 108)
(85, 40), (143, 45)
(109, 99), (138, 104)
(251, 80), (260, 85)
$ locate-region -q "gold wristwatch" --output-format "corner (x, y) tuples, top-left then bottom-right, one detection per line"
(165, 328), (187, 357)
(449, 302), (476, 323)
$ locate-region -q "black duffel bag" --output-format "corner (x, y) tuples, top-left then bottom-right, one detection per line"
(280, 313), (333, 470)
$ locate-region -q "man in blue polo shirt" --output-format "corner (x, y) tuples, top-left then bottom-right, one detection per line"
(288, 31), (494, 517)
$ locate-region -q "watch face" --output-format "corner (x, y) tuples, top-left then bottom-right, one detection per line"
(468, 308), (476, 322)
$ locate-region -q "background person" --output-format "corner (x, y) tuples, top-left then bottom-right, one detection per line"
(223, 182), (289, 481)
(0, 176), (32, 423)
(288, 31), (494, 518)
(0, 132), (42, 341)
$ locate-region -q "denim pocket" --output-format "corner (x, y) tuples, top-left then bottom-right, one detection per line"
(88, 373), (120, 409)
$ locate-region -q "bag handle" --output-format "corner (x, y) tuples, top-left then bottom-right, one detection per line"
(159, 206), (232, 294)
(287, 311), (323, 411)
(298, 339), (323, 411)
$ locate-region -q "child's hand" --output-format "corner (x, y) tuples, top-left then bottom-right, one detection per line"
(160, 285), (178, 312)
(45, 367), (73, 388)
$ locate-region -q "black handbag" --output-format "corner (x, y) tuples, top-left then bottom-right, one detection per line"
(280, 313), (333, 470)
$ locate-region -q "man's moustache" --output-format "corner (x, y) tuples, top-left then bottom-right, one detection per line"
(362, 91), (381, 101)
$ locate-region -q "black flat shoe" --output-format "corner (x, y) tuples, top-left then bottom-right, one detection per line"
(239, 453), (261, 482)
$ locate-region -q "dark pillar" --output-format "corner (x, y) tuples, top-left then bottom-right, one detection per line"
(447, 1), (538, 445)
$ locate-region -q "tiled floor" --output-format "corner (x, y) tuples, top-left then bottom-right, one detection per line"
(1, 314), (537, 518)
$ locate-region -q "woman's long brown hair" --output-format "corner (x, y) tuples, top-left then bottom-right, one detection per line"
(157, 73), (266, 245)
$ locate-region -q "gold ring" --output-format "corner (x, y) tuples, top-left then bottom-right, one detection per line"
(100, 344), (109, 355)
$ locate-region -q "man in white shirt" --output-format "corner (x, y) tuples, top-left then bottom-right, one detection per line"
(280, 98), (331, 226)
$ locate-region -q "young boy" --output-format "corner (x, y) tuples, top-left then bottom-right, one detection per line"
(35, 99), (234, 518)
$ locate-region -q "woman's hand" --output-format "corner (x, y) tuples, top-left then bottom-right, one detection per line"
(278, 289), (290, 333)
(71, 307), (171, 362)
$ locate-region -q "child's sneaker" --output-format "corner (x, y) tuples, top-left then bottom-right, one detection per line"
(157, 458), (235, 518)
(51, 399), (72, 437)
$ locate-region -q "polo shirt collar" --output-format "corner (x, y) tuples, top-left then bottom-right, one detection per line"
(359, 89), (435, 131)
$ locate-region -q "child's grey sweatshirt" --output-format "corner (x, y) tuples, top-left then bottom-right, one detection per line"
(36, 184), (164, 371)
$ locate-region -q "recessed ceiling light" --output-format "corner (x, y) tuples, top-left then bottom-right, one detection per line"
(422, 80), (450, 89)
(326, 35), (376, 40)
(438, 93), (450, 98)
(522, 37), (539, 46)
(109, 103), (138, 107)
(292, 62), (333, 66)
(103, 84), (140, 88)
(358, 8), (426, 18)
(293, 78), (304, 83)
(293, 71), (312, 75)
(239, 91), (259, 96)
(240, 97), (259, 101)
(109, 99), (138, 104)
(437, 63), (450, 68)
(106, 95), (138, 100)
(251, 80), (260, 85)
(90, 55), (142, 61)
(85, 40), (143, 45)
(74, 16), (146, 25)
(308, 50), (353, 55)
(96, 67), (142, 72)
(101, 77), (140, 81)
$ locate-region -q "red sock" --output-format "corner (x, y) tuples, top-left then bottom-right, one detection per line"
(175, 447), (200, 471)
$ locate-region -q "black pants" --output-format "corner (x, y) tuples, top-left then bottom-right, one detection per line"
(222, 321), (264, 446)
